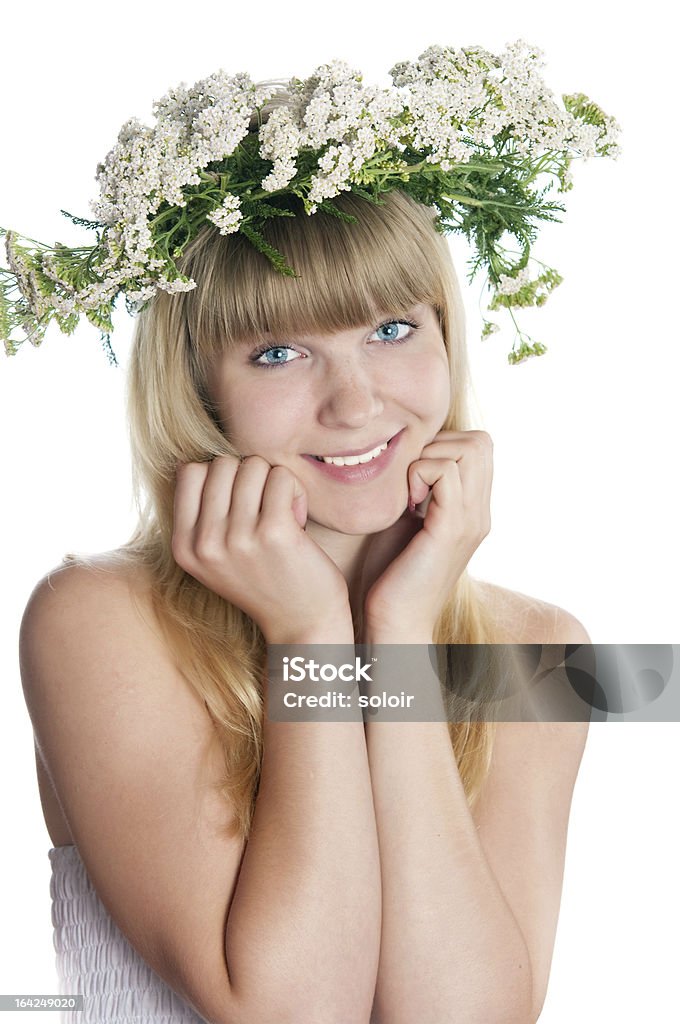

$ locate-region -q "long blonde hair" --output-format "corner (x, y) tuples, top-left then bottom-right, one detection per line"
(65, 135), (504, 839)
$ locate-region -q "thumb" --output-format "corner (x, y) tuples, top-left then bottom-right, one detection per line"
(292, 477), (308, 529)
(408, 463), (431, 509)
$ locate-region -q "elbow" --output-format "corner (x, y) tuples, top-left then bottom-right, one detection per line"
(369, 953), (537, 1024)
(370, 981), (537, 1024)
(226, 988), (372, 1024)
(478, 954), (538, 1024)
(473, 998), (537, 1024)
(496, 983), (541, 1024)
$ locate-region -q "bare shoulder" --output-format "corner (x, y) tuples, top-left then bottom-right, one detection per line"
(20, 551), (167, 719)
(471, 577), (591, 645)
(19, 550), (243, 1024)
(20, 549), (169, 679)
(472, 576), (591, 730)
(23, 549), (155, 617)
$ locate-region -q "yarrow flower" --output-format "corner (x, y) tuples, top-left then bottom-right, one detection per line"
(0, 41), (622, 365)
(259, 107), (301, 192)
(207, 193), (243, 234)
(496, 267), (533, 296)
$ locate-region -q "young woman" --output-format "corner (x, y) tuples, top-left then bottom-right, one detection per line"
(13, 60), (602, 1024)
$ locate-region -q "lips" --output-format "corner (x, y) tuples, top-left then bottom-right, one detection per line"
(301, 428), (405, 484)
(311, 441), (387, 466)
(311, 436), (391, 460)
(306, 432), (399, 460)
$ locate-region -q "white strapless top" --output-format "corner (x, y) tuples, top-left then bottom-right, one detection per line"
(48, 845), (209, 1023)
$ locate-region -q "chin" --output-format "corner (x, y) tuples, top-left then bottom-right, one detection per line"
(310, 495), (407, 534)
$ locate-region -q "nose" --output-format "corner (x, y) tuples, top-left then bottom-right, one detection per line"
(316, 366), (385, 429)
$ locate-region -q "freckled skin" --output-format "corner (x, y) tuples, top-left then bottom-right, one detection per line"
(205, 302), (451, 573)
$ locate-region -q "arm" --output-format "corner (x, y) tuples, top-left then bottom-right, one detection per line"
(227, 628), (381, 1022)
(353, 428), (591, 1022)
(20, 565), (380, 1024)
(364, 633), (533, 1024)
(364, 609), (591, 1024)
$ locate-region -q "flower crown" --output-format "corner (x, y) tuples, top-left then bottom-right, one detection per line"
(0, 40), (620, 367)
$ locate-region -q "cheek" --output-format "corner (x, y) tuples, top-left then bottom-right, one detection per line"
(217, 384), (306, 450)
(396, 351), (451, 420)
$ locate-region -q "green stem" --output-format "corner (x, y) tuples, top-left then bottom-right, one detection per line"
(508, 307), (521, 334)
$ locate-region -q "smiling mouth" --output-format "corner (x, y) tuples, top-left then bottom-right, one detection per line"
(301, 428), (405, 482)
(307, 434), (398, 465)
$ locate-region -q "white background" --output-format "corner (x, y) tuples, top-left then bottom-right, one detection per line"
(1, 1), (678, 1021)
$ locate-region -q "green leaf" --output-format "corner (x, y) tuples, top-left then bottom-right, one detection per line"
(240, 224), (298, 277)
(60, 209), (106, 231)
(316, 200), (358, 223)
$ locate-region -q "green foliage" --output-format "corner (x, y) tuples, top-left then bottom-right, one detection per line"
(0, 51), (621, 364)
(60, 209), (107, 232)
(239, 224), (298, 277)
(489, 267), (563, 310)
(315, 201), (359, 223)
(508, 338), (548, 364)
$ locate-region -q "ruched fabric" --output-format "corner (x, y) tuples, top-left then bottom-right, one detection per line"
(48, 845), (209, 1023)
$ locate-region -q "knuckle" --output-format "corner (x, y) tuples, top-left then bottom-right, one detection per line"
(225, 531), (255, 558)
(479, 516), (492, 538)
(193, 533), (224, 563)
(260, 524), (289, 546)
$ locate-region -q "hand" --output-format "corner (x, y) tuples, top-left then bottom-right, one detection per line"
(361, 430), (493, 639)
(172, 455), (352, 643)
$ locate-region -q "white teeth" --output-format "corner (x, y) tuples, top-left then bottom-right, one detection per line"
(315, 441), (388, 466)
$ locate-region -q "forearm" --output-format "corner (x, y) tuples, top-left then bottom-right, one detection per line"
(225, 631), (381, 1022)
(365, 637), (533, 1024)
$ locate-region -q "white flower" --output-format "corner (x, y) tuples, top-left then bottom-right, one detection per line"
(207, 193), (243, 234)
(3, 43), (620, 356)
(125, 284), (158, 310)
(155, 275), (197, 294)
(496, 266), (532, 295)
(308, 143), (356, 202)
(259, 106), (301, 191)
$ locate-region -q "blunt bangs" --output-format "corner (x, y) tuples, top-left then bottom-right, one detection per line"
(178, 189), (453, 370)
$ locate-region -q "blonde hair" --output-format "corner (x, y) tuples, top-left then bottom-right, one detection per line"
(64, 129), (504, 839)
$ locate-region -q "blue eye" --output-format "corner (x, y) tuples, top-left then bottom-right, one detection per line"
(371, 319), (419, 344)
(249, 318), (420, 370)
(251, 345), (303, 369)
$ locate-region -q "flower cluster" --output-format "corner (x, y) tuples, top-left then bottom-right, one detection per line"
(0, 41), (621, 365)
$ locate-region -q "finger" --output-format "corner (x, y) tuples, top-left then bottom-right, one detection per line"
(419, 434), (493, 506)
(259, 465), (308, 534)
(423, 429), (466, 443)
(420, 431), (493, 461)
(172, 461), (211, 554)
(197, 454), (241, 526)
(408, 457), (462, 516)
(415, 454), (489, 518)
(227, 455), (273, 535)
